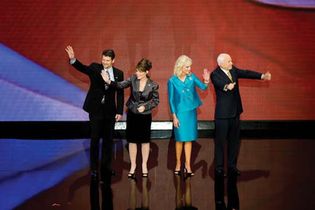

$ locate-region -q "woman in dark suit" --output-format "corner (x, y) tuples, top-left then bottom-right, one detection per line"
(103, 58), (159, 178)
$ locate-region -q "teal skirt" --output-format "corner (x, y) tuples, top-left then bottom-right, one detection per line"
(174, 109), (197, 142)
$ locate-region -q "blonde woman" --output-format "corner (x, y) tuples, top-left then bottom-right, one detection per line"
(167, 55), (210, 176)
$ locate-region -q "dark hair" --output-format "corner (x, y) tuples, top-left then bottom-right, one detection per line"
(102, 49), (115, 60)
(136, 58), (152, 72)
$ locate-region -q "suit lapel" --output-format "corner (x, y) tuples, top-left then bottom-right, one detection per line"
(230, 69), (236, 82)
(217, 68), (231, 83)
(96, 64), (103, 73)
(173, 76), (186, 89)
(134, 77), (140, 101)
(95, 64), (103, 83)
(143, 78), (152, 93)
(113, 67), (119, 81)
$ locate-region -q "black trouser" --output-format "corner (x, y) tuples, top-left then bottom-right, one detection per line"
(215, 169), (239, 210)
(89, 116), (115, 210)
(214, 116), (240, 171)
(214, 116), (240, 210)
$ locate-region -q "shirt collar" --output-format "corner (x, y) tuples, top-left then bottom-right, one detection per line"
(104, 66), (113, 72)
(104, 67), (114, 81)
(220, 67), (230, 75)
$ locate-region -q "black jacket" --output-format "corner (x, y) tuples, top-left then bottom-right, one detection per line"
(71, 59), (124, 118)
(211, 66), (262, 119)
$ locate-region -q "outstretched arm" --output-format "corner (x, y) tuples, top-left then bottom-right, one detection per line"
(236, 66), (271, 82)
(235, 66), (268, 80)
(102, 73), (132, 89)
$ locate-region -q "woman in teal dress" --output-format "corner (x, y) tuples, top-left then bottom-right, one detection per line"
(168, 55), (210, 176)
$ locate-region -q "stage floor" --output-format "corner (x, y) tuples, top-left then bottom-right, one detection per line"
(9, 138), (315, 210)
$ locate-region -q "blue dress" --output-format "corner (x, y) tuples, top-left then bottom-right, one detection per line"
(168, 73), (208, 142)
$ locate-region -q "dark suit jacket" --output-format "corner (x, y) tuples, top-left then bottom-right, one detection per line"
(111, 74), (159, 115)
(71, 59), (124, 119)
(210, 66), (262, 119)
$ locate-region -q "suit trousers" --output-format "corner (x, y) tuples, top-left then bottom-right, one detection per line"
(89, 116), (115, 210)
(214, 116), (240, 171)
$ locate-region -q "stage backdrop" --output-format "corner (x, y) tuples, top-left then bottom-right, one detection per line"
(1, 0), (315, 121)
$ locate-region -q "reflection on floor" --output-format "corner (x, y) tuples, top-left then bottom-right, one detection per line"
(14, 138), (315, 210)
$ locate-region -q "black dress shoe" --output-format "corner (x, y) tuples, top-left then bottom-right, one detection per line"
(227, 207), (239, 210)
(215, 201), (227, 210)
(228, 167), (240, 176)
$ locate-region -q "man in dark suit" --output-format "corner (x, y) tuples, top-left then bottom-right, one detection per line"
(65, 46), (124, 210)
(210, 53), (271, 210)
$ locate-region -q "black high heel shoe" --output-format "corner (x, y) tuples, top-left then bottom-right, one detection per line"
(174, 169), (181, 176)
(142, 173), (148, 178)
(184, 168), (194, 177)
(128, 172), (136, 179)
(174, 169), (181, 175)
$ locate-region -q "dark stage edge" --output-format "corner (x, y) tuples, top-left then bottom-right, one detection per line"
(1, 120), (315, 139)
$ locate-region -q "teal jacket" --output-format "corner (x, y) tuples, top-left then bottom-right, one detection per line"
(168, 73), (208, 115)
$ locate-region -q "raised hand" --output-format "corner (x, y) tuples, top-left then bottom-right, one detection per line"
(202, 68), (210, 83)
(65, 45), (75, 59)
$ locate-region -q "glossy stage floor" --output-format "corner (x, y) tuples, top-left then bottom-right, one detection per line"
(12, 138), (315, 210)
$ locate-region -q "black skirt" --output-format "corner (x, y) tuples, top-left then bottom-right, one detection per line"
(126, 111), (152, 143)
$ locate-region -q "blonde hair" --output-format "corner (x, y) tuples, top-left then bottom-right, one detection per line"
(173, 55), (192, 77)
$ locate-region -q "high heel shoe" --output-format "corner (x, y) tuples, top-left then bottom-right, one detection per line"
(128, 172), (136, 179)
(184, 168), (194, 177)
(142, 172), (148, 178)
(174, 169), (181, 175)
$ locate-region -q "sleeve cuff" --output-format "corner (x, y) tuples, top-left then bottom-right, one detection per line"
(70, 58), (76, 64)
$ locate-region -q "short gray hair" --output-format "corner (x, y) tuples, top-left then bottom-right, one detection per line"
(217, 53), (229, 66)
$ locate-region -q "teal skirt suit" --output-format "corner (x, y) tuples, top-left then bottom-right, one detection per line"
(168, 73), (208, 142)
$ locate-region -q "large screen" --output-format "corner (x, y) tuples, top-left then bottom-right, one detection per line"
(1, 0), (315, 121)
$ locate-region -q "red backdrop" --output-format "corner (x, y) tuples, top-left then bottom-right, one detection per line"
(1, 0), (315, 120)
